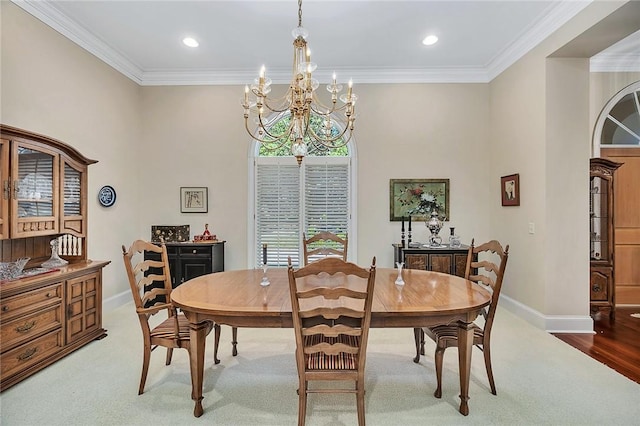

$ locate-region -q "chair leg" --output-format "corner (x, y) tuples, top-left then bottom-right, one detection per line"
(413, 327), (422, 363)
(482, 344), (496, 395)
(139, 342), (151, 395)
(298, 379), (307, 426)
(356, 380), (366, 426)
(213, 323), (221, 364)
(232, 326), (238, 356)
(434, 343), (445, 398)
(165, 347), (173, 365)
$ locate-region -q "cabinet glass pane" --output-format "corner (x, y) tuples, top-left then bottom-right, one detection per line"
(16, 147), (53, 217)
(590, 176), (608, 260)
(64, 164), (81, 215)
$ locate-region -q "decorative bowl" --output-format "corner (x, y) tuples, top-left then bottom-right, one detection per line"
(0, 257), (30, 281)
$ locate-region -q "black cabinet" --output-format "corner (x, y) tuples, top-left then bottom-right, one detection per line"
(145, 241), (225, 288)
(393, 243), (469, 277)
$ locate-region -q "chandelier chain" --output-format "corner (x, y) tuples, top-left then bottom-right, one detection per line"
(298, 0), (303, 28)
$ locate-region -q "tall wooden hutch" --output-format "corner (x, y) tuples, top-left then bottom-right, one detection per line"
(0, 125), (110, 390)
(589, 157), (622, 320)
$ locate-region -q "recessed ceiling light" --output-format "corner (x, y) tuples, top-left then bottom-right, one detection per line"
(183, 37), (199, 48)
(422, 35), (438, 46)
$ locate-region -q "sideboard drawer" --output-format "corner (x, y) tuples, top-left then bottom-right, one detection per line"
(0, 283), (63, 319)
(1, 304), (63, 352)
(1, 329), (64, 379)
(178, 245), (212, 257)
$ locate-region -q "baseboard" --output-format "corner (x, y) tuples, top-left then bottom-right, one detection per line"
(103, 290), (131, 313)
(499, 295), (594, 334)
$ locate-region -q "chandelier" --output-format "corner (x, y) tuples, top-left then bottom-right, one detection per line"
(242, 0), (357, 166)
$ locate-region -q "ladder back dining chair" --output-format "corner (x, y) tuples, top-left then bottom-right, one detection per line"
(287, 256), (376, 426)
(418, 239), (509, 397)
(122, 239), (220, 395)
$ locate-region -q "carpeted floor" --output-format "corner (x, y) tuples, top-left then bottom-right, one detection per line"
(1, 303), (639, 425)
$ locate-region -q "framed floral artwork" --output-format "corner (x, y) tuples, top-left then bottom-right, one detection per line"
(180, 187), (208, 213)
(389, 179), (450, 221)
(501, 174), (520, 206)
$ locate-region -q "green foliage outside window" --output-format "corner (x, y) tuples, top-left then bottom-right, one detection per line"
(258, 113), (349, 157)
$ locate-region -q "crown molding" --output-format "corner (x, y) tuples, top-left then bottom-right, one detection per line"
(139, 67), (491, 86)
(590, 54), (640, 72)
(486, 1), (592, 80)
(13, 0), (144, 84)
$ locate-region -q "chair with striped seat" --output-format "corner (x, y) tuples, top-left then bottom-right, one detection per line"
(122, 239), (219, 395)
(422, 239), (509, 397)
(287, 256), (376, 426)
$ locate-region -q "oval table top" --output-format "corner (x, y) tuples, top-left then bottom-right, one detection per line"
(171, 267), (491, 327)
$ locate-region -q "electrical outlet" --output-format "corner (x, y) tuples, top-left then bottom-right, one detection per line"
(528, 222), (535, 234)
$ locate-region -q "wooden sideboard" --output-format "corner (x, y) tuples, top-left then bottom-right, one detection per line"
(1, 261), (110, 391)
(393, 243), (470, 277)
(145, 241), (225, 288)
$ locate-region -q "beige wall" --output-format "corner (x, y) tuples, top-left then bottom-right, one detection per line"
(138, 83), (492, 271)
(489, 0), (633, 327)
(1, 2), (141, 303)
(2, 1), (638, 329)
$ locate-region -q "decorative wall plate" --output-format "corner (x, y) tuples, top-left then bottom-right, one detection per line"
(98, 185), (116, 207)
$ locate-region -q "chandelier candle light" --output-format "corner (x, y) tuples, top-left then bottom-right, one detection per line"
(241, 0), (357, 165)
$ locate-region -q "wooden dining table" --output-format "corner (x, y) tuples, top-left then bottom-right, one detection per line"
(171, 266), (491, 418)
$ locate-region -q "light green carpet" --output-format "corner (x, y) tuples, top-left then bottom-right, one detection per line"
(1, 303), (639, 425)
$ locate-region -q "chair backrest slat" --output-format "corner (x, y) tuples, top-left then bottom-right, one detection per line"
(303, 232), (348, 265)
(122, 239), (174, 315)
(288, 256), (376, 370)
(464, 238), (509, 333)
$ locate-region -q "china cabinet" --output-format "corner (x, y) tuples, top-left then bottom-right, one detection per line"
(0, 125), (108, 391)
(1, 124), (92, 241)
(590, 158), (622, 319)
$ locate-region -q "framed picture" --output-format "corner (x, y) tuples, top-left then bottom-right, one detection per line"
(501, 174), (520, 206)
(389, 179), (450, 221)
(180, 187), (208, 213)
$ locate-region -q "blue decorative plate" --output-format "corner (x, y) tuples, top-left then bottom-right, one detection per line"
(98, 185), (116, 207)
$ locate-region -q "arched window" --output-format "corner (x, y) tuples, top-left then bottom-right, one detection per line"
(594, 80), (640, 153)
(250, 112), (356, 267)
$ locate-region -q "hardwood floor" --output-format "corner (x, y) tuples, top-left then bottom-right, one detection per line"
(553, 307), (640, 384)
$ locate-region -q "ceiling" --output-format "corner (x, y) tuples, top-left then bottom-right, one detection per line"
(14, 0), (640, 86)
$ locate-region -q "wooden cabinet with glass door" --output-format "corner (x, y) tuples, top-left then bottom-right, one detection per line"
(0, 125), (107, 391)
(1, 125), (94, 241)
(590, 157), (622, 319)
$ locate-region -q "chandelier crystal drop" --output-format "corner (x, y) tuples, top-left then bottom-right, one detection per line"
(241, 0), (357, 165)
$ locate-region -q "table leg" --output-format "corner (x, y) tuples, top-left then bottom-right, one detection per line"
(457, 321), (473, 416)
(232, 326), (238, 356)
(189, 321), (209, 417)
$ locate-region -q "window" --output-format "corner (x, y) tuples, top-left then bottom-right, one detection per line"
(594, 80), (640, 150)
(251, 114), (355, 267)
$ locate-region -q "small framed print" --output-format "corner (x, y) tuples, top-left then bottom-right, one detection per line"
(501, 174), (520, 206)
(180, 187), (208, 213)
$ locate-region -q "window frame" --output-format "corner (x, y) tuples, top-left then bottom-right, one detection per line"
(247, 143), (358, 268)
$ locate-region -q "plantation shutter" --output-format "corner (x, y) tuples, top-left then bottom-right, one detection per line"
(255, 162), (300, 267)
(304, 163), (349, 240)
